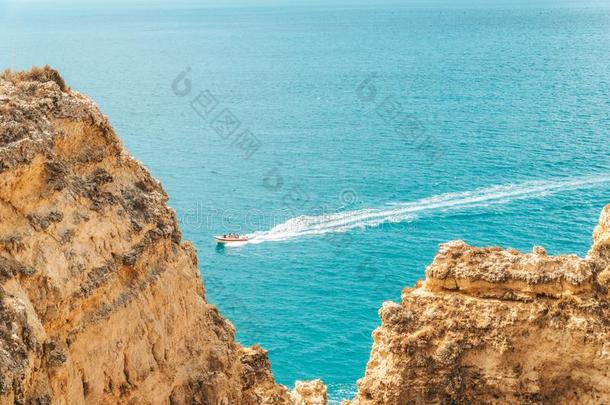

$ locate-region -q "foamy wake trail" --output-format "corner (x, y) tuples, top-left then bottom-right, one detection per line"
(244, 174), (610, 244)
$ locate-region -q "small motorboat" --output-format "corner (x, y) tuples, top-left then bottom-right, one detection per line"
(214, 233), (249, 244)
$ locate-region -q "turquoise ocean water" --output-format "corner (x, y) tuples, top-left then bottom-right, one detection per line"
(2, 1), (610, 401)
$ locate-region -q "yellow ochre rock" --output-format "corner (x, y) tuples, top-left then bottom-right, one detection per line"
(0, 67), (326, 405)
(348, 212), (610, 404)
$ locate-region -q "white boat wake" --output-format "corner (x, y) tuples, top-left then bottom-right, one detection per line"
(244, 174), (610, 245)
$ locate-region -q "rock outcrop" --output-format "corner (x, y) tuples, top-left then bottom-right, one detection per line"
(290, 380), (327, 405)
(0, 67), (324, 405)
(348, 207), (610, 404)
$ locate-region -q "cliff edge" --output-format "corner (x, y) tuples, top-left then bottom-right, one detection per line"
(348, 206), (610, 404)
(0, 67), (325, 405)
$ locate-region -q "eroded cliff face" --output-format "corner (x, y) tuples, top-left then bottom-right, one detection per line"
(0, 67), (324, 405)
(348, 208), (610, 404)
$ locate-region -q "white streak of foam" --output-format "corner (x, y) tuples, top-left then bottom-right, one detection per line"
(244, 174), (610, 244)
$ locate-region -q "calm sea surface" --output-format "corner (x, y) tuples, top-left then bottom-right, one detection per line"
(2, 1), (610, 401)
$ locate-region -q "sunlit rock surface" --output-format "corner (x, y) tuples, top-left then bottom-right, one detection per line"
(0, 67), (325, 405)
(347, 210), (610, 404)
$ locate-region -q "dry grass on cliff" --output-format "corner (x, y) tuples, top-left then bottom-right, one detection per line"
(1, 65), (68, 92)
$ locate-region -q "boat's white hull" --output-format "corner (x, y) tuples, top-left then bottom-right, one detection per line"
(214, 236), (249, 244)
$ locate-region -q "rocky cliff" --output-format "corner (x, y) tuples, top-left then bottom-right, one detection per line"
(0, 67), (325, 405)
(348, 208), (610, 404)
